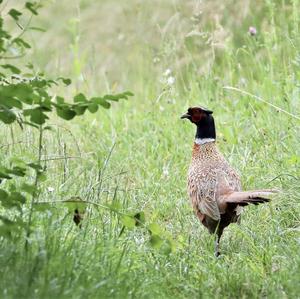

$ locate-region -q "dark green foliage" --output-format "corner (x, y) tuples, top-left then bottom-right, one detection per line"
(8, 9), (22, 21)
(0, 77), (132, 126)
(25, 2), (39, 15)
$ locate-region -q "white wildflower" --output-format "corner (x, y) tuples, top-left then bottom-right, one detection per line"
(167, 76), (175, 85)
(47, 186), (54, 193)
(164, 68), (172, 76)
(163, 165), (169, 177)
(167, 98), (176, 104)
(239, 77), (247, 86)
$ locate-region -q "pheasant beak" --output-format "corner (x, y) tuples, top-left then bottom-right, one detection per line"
(180, 112), (191, 119)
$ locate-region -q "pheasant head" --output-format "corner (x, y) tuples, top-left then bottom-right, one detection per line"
(181, 106), (216, 142)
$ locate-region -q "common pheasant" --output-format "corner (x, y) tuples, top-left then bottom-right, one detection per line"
(181, 106), (277, 256)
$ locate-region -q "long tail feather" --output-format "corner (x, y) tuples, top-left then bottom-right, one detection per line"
(224, 189), (278, 207)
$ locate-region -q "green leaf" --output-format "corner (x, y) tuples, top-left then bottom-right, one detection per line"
(0, 215), (26, 227)
(11, 83), (33, 104)
(134, 211), (145, 227)
(0, 96), (23, 109)
(33, 202), (52, 211)
(91, 97), (111, 109)
(103, 91), (133, 101)
(88, 103), (98, 113)
(56, 197), (88, 213)
(31, 110), (48, 125)
(8, 9), (22, 21)
(56, 96), (65, 104)
(10, 98), (23, 109)
(0, 189), (8, 200)
(9, 184), (17, 193)
(26, 63), (34, 70)
(108, 201), (122, 211)
(74, 93), (87, 103)
(31, 78), (47, 88)
(9, 157), (27, 168)
(27, 163), (43, 171)
(58, 77), (71, 86)
(0, 108), (16, 124)
(103, 94), (120, 101)
(0, 169), (12, 179)
(37, 172), (46, 182)
(56, 107), (76, 120)
(12, 37), (31, 49)
(160, 239), (173, 255)
(25, 2), (39, 15)
(24, 108), (48, 125)
(149, 234), (163, 249)
(0, 83), (34, 105)
(28, 26), (46, 32)
(35, 86), (51, 99)
(0, 215), (26, 237)
(287, 155), (300, 165)
(124, 91), (134, 96)
(0, 195), (14, 208)
(73, 104), (87, 115)
(21, 183), (37, 195)
(44, 125), (54, 131)
(1, 64), (21, 74)
(9, 192), (26, 204)
(7, 166), (26, 177)
(149, 223), (163, 235)
(0, 191), (26, 210)
(99, 101), (110, 109)
(121, 215), (136, 229)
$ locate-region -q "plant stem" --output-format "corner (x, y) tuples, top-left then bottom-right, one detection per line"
(25, 125), (43, 251)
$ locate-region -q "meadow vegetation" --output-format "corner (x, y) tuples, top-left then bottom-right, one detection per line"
(0, 0), (299, 298)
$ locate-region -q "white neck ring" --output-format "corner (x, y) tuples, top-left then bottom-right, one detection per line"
(194, 138), (215, 145)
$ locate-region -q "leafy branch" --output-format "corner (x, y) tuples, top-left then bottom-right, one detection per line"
(34, 198), (176, 254)
(0, 1), (135, 247)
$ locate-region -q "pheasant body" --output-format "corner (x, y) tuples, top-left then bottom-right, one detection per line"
(188, 142), (242, 236)
(181, 106), (277, 256)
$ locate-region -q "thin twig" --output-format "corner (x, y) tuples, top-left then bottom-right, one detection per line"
(223, 86), (300, 121)
(35, 200), (127, 216)
(97, 142), (116, 200)
(48, 123), (82, 157)
(25, 124), (43, 251)
(0, 54), (26, 59)
(39, 156), (81, 162)
(267, 173), (299, 183)
(91, 171), (127, 188)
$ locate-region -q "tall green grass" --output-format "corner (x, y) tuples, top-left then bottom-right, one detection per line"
(1, 0), (299, 298)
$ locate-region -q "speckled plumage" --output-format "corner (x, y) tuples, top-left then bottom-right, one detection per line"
(188, 142), (242, 234)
